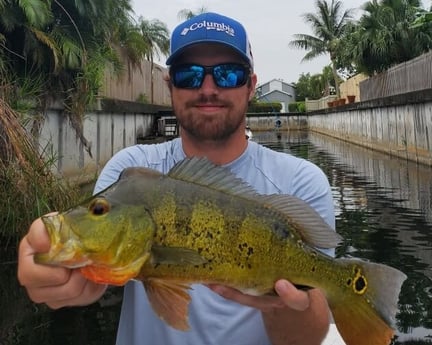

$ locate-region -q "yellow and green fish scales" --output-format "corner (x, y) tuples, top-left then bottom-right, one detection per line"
(36, 157), (407, 345)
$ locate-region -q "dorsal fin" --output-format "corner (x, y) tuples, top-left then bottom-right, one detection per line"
(168, 157), (258, 198)
(170, 157), (341, 249)
(257, 194), (342, 248)
(120, 166), (163, 179)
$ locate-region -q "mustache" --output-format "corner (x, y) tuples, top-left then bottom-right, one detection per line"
(185, 95), (231, 107)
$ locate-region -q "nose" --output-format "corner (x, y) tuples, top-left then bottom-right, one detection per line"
(199, 73), (219, 95)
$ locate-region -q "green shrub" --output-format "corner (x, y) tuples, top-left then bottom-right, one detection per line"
(297, 101), (306, 112)
(0, 100), (81, 243)
(247, 102), (282, 113)
(288, 102), (298, 112)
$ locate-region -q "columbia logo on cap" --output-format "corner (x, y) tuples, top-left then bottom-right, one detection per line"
(180, 20), (235, 37)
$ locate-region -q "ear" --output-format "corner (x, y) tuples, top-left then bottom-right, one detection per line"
(248, 73), (258, 101)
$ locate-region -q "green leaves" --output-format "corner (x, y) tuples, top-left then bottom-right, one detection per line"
(17, 0), (53, 28)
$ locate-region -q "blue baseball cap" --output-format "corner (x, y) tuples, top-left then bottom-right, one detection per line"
(166, 12), (254, 68)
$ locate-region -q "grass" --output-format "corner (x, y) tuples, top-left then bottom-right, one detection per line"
(0, 98), (81, 246)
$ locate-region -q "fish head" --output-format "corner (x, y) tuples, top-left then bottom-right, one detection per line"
(35, 193), (156, 285)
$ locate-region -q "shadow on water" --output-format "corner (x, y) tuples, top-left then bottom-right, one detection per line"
(1, 130), (432, 344)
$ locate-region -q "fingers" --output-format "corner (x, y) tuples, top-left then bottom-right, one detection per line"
(17, 217), (62, 287)
(26, 270), (107, 308)
(207, 284), (285, 312)
(17, 216), (107, 309)
(207, 280), (311, 312)
(274, 280), (310, 311)
(42, 272), (108, 309)
(21, 218), (50, 254)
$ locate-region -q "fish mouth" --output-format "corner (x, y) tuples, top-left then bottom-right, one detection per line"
(34, 213), (92, 268)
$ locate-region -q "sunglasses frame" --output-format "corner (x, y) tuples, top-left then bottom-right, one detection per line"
(169, 63), (251, 89)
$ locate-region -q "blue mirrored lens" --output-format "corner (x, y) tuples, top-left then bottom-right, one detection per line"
(171, 64), (249, 89)
(213, 65), (246, 87)
(173, 65), (204, 88)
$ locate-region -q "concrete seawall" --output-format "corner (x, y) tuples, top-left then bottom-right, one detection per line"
(39, 100), (169, 181)
(247, 89), (432, 167)
(307, 90), (432, 166)
(38, 90), (432, 181)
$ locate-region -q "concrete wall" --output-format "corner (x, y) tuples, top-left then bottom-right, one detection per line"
(307, 89), (432, 166)
(39, 100), (168, 182)
(246, 114), (308, 131)
(37, 88), (432, 183)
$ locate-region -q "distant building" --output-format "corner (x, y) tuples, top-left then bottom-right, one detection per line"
(255, 79), (296, 112)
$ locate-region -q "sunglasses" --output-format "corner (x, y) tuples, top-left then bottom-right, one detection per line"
(170, 63), (251, 89)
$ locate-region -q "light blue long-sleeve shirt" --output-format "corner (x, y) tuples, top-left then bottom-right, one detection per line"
(94, 138), (335, 345)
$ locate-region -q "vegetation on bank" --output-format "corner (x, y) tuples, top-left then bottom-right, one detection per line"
(0, 0), (169, 239)
(0, 100), (81, 242)
(0, 0), (169, 154)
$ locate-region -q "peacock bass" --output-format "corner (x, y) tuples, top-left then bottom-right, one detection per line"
(35, 157), (407, 345)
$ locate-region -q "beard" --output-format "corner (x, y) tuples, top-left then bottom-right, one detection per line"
(173, 95), (247, 141)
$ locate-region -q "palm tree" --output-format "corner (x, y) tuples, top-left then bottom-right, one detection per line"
(345, 0), (432, 75)
(289, 0), (354, 98)
(0, 0), (158, 154)
(177, 7), (208, 20)
(137, 17), (170, 104)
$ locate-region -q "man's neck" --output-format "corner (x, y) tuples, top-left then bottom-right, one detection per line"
(180, 130), (248, 165)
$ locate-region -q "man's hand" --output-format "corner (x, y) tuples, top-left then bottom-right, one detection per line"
(208, 280), (330, 345)
(17, 216), (107, 309)
(207, 279), (310, 312)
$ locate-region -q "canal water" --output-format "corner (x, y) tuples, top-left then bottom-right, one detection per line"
(1, 130), (432, 344)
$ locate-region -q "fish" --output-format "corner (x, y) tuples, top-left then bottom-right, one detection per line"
(34, 157), (407, 345)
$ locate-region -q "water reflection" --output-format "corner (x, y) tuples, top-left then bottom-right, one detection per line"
(255, 130), (432, 344)
(2, 130), (432, 344)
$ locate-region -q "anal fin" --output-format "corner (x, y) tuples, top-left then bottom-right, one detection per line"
(144, 278), (192, 331)
(331, 299), (395, 345)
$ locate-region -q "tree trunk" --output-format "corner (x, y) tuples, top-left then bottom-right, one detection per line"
(331, 59), (340, 98)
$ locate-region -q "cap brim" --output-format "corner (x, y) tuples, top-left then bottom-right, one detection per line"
(166, 40), (251, 66)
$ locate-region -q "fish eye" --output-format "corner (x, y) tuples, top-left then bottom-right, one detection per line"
(88, 198), (110, 216)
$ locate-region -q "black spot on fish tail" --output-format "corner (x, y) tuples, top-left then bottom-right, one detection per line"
(350, 266), (368, 295)
(354, 275), (367, 294)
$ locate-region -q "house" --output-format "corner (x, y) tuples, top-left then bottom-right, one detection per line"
(255, 79), (296, 112)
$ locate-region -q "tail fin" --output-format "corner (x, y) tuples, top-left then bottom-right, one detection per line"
(328, 259), (407, 345)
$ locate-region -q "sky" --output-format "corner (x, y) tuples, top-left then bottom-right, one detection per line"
(131, 0), (430, 86)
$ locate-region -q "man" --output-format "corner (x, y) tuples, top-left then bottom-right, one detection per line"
(18, 12), (335, 345)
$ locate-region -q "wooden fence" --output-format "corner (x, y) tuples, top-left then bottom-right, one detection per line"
(101, 60), (171, 106)
(360, 50), (432, 101)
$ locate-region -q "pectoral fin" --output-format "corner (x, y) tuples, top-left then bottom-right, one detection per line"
(144, 278), (192, 330)
(151, 245), (207, 266)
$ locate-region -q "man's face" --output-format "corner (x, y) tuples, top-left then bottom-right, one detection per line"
(169, 43), (257, 141)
